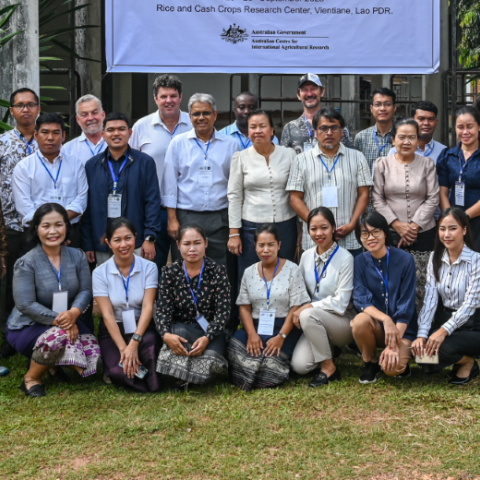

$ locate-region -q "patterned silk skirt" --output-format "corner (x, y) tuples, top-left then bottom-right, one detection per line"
(156, 322), (228, 384)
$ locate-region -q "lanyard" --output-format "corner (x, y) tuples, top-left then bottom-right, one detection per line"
(371, 248), (389, 306)
(48, 259), (62, 291)
(261, 258), (280, 308)
(108, 155), (128, 194)
(184, 260), (205, 309)
(304, 115), (314, 140)
(37, 152), (62, 189)
(314, 245), (339, 293)
(14, 131), (34, 155)
(423, 143), (434, 158)
(319, 153), (341, 182)
(194, 138), (211, 161)
(86, 138), (104, 157)
(236, 131), (251, 150)
(459, 152), (474, 182)
(374, 130), (391, 156)
(116, 258), (135, 308)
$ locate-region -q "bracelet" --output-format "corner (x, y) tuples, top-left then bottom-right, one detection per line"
(229, 233), (240, 238)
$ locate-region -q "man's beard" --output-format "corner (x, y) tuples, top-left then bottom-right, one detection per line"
(83, 122), (102, 135)
(321, 143), (335, 150)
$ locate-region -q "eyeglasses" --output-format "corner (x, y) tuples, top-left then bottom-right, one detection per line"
(191, 111), (213, 118)
(318, 125), (341, 133)
(360, 228), (383, 239)
(11, 103), (39, 110)
(372, 102), (393, 108)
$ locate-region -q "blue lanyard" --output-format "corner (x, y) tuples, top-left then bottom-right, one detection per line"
(14, 131), (34, 155)
(116, 258), (135, 308)
(423, 143), (434, 158)
(37, 152), (62, 189)
(86, 139), (104, 157)
(319, 153), (341, 182)
(194, 138), (211, 160)
(314, 245), (339, 293)
(304, 115), (314, 140)
(108, 155), (128, 193)
(184, 260), (205, 309)
(374, 130), (391, 156)
(458, 151), (474, 182)
(48, 259), (62, 291)
(261, 258), (280, 308)
(371, 248), (389, 306)
(236, 131), (251, 150)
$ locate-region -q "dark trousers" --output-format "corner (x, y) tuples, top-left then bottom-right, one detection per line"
(153, 208), (170, 277)
(404, 227), (436, 253)
(436, 331), (480, 367)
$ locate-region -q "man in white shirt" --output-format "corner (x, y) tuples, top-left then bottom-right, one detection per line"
(130, 74), (192, 271)
(62, 95), (107, 164)
(162, 93), (239, 267)
(12, 113), (88, 248)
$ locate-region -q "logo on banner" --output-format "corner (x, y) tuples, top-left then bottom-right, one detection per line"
(221, 24), (248, 44)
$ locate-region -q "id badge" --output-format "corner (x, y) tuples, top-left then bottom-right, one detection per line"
(49, 193), (63, 204)
(198, 165), (213, 188)
(257, 309), (276, 336)
(455, 181), (465, 207)
(52, 290), (68, 314)
(196, 312), (209, 332)
(122, 309), (137, 334)
(303, 142), (314, 152)
(323, 185), (338, 208)
(108, 194), (122, 218)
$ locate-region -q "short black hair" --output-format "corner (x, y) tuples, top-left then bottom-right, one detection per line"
(103, 112), (131, 129)
(105, 217), (137, 242)
(254, 224), (280, 243)
(247, 109), (274, 129)
(27, 203), (72, 244)
(355, 211), (393, 247)
(371, 87), (396, 105)
(235, 91), (258, 103)
(10, 88), (39, 107)
(455, 105), (480, 126)
(391, 118), (420, 138)
(312, 106), (346, 130)
(35, 113), (66, 132)
(153, 74), (182, 97)
(411, 100), (438, 118)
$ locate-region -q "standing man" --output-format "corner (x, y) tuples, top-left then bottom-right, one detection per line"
(287, 107), (372, 257)
(354, 87), (397, 173)
(221, 92), (279, 149)
(281, 73), (354, 155)
(12, 113), (88, 248)
(82, 112), (161, 266)
(162, 93), (238, 267)
(130, 74), (192, 271)
(62, 94), (107, 165)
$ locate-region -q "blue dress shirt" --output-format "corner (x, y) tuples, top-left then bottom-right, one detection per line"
(220, 122), (279, 150)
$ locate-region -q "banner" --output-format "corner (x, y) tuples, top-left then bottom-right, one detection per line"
(106, 0), (440, 74)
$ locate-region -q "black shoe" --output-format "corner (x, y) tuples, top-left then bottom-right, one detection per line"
(48, 368), (70, 383)
(346, 342), (362, 357)
(449, 361), (479, 385)
(19, 379), (46, 397)
(0, 339), (16, 360)
(396, 363), (411, 379)
(333, 346), (342, 360)
(309, 368), (341, 387)
(359, 361), (382, 384)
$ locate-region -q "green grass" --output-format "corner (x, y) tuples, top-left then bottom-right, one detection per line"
(1, 350), (480, 480)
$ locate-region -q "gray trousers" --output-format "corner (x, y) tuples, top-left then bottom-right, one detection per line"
(291, 307), (355, 375)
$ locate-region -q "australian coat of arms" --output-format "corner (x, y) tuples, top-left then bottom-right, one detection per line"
(221, 24), (249, 44)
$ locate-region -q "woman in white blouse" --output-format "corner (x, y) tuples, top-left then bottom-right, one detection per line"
(93, 217), (161, 392)
(291, 207), (355, 386)
(412, 207), (480, 384)
(227, 109), (297, 283)
(227, 224), (310, 391)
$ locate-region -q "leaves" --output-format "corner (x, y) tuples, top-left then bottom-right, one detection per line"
(458, 0), (480, 68)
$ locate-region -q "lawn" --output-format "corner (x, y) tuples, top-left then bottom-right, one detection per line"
(1, 348), (480, 480)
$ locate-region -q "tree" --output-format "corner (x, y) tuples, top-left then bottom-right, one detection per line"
(458, 0), (480, 68)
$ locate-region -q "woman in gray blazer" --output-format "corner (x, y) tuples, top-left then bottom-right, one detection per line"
(6, 203), (100, 397)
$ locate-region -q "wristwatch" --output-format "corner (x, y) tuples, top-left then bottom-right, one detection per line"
(278, 332), (287, 339)
(145, 235), (156, 243)
(132, 333), (143, 343)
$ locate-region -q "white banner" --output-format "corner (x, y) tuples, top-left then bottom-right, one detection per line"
(106, 0), (440, 74)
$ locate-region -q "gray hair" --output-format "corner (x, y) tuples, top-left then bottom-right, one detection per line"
(188, 93), (217, 113)
(75, 94), (103, 115)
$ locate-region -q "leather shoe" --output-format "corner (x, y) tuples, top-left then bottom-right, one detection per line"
(449, 360), (479, 385)
(48, 368), (70, 383)
(309, 368), (341, 387)
(20, 379), (46, 397)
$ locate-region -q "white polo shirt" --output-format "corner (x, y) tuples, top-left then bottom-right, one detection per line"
(92, 254), (158, 323)
(62, 132), (107, 165)
(130, 111), (192, 187)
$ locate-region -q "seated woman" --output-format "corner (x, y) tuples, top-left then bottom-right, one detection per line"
(6, 203), (100, 397)
(291, 207), (355, 387)
(155, 224), (230, 387)
(412, 208), (480, 384)
(228, 224), (310, 391)
(351, 211), (418, 384)
(93, 217), (161, 392)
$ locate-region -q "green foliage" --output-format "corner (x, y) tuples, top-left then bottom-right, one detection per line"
(458, 0), (480, 68)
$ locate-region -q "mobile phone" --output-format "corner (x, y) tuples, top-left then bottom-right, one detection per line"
(415, 354), (439, 364)
(118, 362), (149, 379)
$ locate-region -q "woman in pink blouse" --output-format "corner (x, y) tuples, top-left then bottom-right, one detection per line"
(372, 118), (439, 252)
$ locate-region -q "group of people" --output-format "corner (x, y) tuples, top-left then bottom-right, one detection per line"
(1, 72), (480, 396)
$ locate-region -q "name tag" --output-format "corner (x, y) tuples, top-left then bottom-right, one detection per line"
(49, 193), (63, 204)
(122, 309), (137, 334)
(198, 165), (213, 188)
(196, 312), (209, 332)
(303, 142), (314, 152)
(52, 290), (68, 314)
(108, 194), (122, 218)
(455, 181), (465, 207)
(257, 309), (276, 336)
(323, 185), (338, 208)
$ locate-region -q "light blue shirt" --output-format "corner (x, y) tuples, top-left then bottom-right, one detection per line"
(130, 111), (192, 187)
(62, 131), (107, 165)
(388, 138), (447, 164)
(220, 121), (279, 150)
(162, 129), (239, 211)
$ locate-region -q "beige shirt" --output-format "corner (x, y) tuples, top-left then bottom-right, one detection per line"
(372, 153), (439, 231)
(228, 144), (297, 228)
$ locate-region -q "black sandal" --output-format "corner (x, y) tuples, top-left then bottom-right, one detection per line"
(20, 379), (46, 397)
(449, 361), (479, 385)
